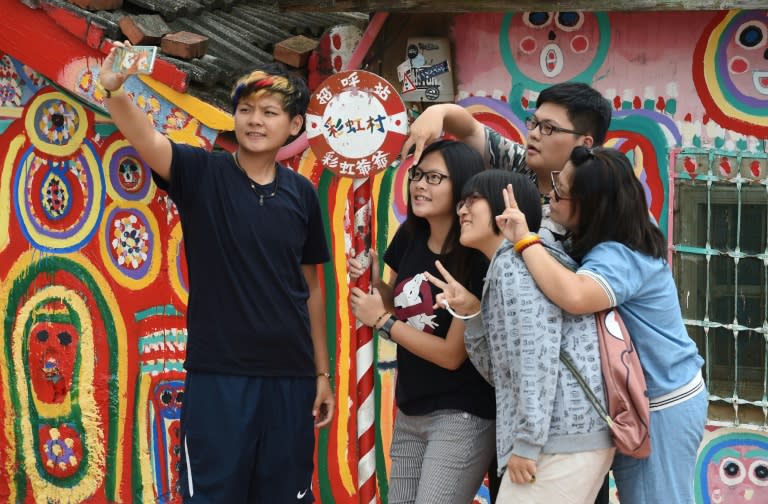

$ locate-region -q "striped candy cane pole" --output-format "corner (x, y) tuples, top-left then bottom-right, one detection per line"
(353, 176), (377, 504)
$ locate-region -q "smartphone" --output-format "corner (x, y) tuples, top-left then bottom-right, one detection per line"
(112, 45), (158, 75)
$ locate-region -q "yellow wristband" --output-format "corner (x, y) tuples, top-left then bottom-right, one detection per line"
(514, 233), (540, 253)
(96, 81), (125, 99)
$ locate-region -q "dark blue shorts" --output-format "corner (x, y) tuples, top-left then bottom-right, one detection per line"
(178, 372), (316, 503)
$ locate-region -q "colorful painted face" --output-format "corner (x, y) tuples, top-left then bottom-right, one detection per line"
(693, 11), (768, 136)
(117, 157), (144, 193)
(151, 381), (184, 420)
(508, 11), (602, 82)
(706, 445), (768, 503)
(721, 13), (768, 101)
(28, 320), (78, 404)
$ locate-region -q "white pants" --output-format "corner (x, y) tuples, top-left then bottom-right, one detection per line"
(497, 448), (615, 504)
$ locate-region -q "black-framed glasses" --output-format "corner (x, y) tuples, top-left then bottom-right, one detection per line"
(550, 171), (572, 202)
(456, 192), (483, 214)
(525, 116), (585, 136)
(408, 166), (450, 185)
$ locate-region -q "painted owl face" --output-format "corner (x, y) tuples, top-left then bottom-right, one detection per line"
(706, 445), (768, 503)
(509, 12), (602, 82)
(722, 12), (768, 100)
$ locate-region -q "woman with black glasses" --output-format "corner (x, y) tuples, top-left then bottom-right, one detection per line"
(428, 170), (614, 504)
(498, 147), (707, 503)
(349, 140), (496, 503)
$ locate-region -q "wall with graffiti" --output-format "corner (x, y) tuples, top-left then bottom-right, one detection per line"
(1, 8), (767, 504)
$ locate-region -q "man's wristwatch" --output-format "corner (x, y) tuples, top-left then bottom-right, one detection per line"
(378, 315), (398, 341)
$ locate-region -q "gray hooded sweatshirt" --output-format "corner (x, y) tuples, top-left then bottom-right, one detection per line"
(464, 237), (612, 474)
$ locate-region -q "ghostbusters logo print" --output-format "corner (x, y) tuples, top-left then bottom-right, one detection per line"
(393, 273), (438, 332)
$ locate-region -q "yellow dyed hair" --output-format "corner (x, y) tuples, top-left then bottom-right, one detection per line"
(230, 67), (309, 117)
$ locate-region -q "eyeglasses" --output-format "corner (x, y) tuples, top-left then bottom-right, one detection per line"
(525, 116), (585, 136)
(550, 171), (572, 202)
(408, 166), (450, 185)
(456, 192), (483, 214)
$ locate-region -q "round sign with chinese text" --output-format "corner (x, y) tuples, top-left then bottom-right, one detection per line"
(307, 70), (407, 178)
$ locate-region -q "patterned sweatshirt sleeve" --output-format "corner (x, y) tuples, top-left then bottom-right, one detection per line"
(464, 315), (493, 386)
(482, 126), (535, 181)
(492, 253), (563, 461)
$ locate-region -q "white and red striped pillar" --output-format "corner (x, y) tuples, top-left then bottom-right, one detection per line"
(352, 177), (377, 504)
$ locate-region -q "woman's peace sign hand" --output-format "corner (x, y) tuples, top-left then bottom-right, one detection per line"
(424, 260), (481, 318)
(495, 183), (532, 244)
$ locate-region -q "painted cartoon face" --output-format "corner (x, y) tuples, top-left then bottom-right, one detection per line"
(693, 11), (768, 136)
(150, 380), (184, 497)
(721, 12), (768, 100)
(706, 446), (768, 503)
(28, 320), (78, 404)
(509, 12), (602, 81)
(151, 381), (184, 420)
(117, 157), (144, 192)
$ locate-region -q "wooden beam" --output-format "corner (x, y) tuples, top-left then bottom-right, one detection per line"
(277, 0), (766, 12)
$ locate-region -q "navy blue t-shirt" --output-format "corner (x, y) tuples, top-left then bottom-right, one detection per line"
(384, 227), (495, 419)
(167, 143), (329, 377)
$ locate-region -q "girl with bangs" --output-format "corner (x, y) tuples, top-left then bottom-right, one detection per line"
(349, 140), (497, 503)
(428, 170), (614, 503)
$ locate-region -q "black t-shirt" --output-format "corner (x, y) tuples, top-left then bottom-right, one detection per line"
(384, 227), (495, 419)
(167, 143), (329, 376)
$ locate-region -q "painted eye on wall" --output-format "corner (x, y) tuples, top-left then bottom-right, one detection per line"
(57, 331), (72, 346)
(720, 457), (747, 485)
(556, 12), (584, 31)
(749, 460), (768, 486)
(37, 329), (49, 342)
(525, 12), (552, 28)
(736, 21), (766, 49)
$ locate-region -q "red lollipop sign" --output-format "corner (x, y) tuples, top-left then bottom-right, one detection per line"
(306, 70), (408, 178)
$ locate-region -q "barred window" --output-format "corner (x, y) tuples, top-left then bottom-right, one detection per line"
(672, 149), (768, 428)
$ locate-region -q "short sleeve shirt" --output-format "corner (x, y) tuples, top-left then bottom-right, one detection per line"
(577, 242), (704, 398)
(384, 227), (495, 419)
(167, 142), (330, 377)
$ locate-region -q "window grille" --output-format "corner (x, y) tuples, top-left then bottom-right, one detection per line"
(671, 148), (768, 429)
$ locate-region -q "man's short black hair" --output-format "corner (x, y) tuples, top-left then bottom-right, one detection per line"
(536, 82), (612, 146)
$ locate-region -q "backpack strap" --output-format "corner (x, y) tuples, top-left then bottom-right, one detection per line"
(559, 351), (614, 429)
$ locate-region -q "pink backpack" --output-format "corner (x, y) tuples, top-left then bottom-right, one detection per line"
(561, 308), (651, 458)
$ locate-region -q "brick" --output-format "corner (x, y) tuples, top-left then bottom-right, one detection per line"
(161, 31), (209, 60)
(119, 14), (170, 45)
(67, 0), (123, 10)
(273, 35), (318, 69)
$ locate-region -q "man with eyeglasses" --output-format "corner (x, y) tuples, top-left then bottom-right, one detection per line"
(401, 82), (612, 503)
(401, 82), (612, 243)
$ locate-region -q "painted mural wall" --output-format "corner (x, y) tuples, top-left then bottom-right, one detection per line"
(450, 9), (768, 504)
(1, 8), (767, 504)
